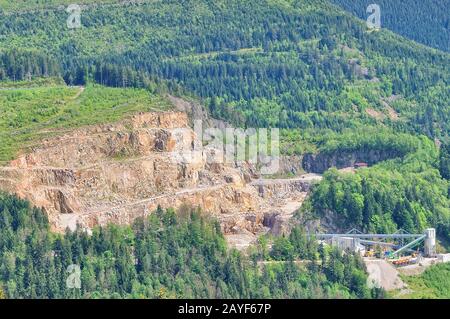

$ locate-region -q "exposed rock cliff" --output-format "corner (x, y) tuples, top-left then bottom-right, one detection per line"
(0, 110), (321, 249)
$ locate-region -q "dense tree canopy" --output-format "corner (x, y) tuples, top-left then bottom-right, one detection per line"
(0, 0), (448, 300)
(0, 0), (448, 139)
(331, 0), (450, 52)
(0, 49), (60, 82)
(0, 194), (381, 299)
(440, 143), (450, 180)
(305, 136), (450, 241)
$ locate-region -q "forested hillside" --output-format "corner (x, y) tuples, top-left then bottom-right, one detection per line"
(0, 193), (382, 299)
(0, 0), (449, 139)
(0, 0), (449, 243)
(331, 0), (450, 52)
(0, 0), (449, 299)
(304, 136), (449, 240)
(0, 1), (448, 227)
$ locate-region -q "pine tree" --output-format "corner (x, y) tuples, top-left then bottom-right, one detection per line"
(439, 143), (450, 180)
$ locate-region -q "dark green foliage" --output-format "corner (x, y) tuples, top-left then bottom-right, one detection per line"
(440, 142), (450, 180)
(0, 49), (60, 81)
(0, 0), (449, 138)
(0, 0), (448, 299)
(0, 193), (376, 299)
(270, 236), (295, 261)
(331, 0), (450, 52)
(307, 137), (450, 238)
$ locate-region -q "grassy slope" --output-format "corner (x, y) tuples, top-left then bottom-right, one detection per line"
(399, 263), (450, 299)
(0, 79), (172, 163)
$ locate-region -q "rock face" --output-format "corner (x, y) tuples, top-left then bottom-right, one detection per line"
(0, 111), (322, 249)
(253, 177), (316, 236)
(302, 149), (405, 174)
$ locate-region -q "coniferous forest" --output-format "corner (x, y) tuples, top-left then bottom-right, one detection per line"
(331, 0), (450, 52)
(0, 193), (382, 299)
(0, 0), (449, 300)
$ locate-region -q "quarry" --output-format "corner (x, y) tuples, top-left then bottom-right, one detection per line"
(0, 108), (322, 249)
(0, 99), (445, 294)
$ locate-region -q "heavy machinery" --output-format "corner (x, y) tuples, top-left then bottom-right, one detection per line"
(313, 228), (436, 261)
(391, 256), (412, 267)
(390, 253), (420, 267)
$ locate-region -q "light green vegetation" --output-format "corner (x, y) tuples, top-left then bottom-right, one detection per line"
(0, 77), (66, 88)
(0, 81), (172, 163)
(0, 0), (448, 299)
(304, 134), (449, 240)
(399, 263), (450, 299)
(0, 194), (382, 299)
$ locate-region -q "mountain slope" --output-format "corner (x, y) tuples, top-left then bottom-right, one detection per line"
(0, 193), (378, 299)
(0, 0), (449, 300)
(0, 0), (448, 139)
(0, 0), (449, 246)
(331, 0), (450, 52)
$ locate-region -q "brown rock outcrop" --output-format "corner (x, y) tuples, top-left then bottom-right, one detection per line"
(0, 110), (322, 249)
